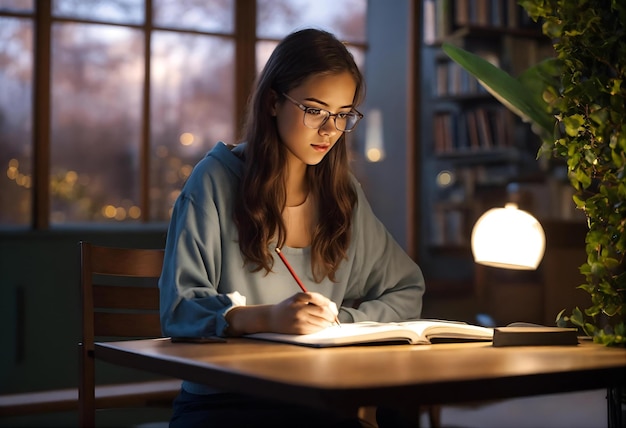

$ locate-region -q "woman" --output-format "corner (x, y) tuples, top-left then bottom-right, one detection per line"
(159, 28), (426, 428)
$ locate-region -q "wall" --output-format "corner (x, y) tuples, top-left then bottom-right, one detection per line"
(355, 0), (412, 250)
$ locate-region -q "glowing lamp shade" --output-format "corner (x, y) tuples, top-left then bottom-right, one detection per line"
(471, 203), (546, 270)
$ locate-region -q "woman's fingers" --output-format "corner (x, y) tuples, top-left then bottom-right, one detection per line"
(270, 292), (338, 333)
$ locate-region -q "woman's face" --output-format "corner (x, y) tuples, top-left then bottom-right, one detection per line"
(274, 71), (357, 167)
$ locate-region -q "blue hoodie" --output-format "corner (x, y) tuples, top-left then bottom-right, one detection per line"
(159, 142), (425, 393)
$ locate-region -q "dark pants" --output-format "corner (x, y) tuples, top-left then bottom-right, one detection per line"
(170, 390), (420, 428)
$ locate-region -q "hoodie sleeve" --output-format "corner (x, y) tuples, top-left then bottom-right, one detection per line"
(158, 145), (247, 339)
(158, 190), (245, 338)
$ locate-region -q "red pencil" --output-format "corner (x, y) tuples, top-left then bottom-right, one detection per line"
(275, 247), (308, 292)
(275, 247), (341, 327)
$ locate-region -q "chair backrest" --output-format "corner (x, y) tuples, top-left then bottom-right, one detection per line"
(78, 241), (166, 427)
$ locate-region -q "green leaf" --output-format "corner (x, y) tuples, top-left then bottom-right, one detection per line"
(564, 114), (585, 136)
(583, 322), (596, 338)
(570, 307), (585, 327)
(442, 43), (555, 134)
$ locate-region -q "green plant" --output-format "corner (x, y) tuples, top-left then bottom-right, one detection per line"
(443, 0), (626, 346)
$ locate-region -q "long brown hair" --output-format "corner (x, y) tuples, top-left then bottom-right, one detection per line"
(234, 28), (365, 282)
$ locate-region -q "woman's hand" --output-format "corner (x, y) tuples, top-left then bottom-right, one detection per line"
(224, 292), (339, 336)
(268, 292), (339, 334)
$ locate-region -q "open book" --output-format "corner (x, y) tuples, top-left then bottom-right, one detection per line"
(245, 320), (494, 348)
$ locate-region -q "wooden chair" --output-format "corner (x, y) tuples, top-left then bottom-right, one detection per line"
(78, 241), (181, 427)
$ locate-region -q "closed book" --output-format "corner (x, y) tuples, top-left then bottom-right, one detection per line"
(493, 326), (579, 347)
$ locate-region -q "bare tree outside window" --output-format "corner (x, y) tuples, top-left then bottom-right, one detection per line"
(257, 0), (366, 42)
(153, 0), (234, 33)
(0, 0), (33, 11)
(53, 0), (143, 24)
(150, 32), (235, 221)
(50, 22), (144, 223)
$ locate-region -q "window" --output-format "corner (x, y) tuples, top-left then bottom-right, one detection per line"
(0, 0), (367, 227)
(1, 1), (34, 226)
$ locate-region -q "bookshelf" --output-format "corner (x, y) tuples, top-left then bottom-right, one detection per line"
(418, 0), (556, 293)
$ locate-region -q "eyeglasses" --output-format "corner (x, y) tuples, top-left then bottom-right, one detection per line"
(282, 93), (363, 133)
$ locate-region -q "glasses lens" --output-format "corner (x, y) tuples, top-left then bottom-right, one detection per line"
(338, 113), (360, 131)
(303, 109), (329, 129)
(337, 112), (361, 132)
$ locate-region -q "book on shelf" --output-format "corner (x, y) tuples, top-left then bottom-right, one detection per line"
(423, 0), (436, 44)
(449, 61), (464, 95)
(423, 0), (452, 43)
(435, 62), (449, 96)
(454, 0), (513, 29)
(245, 320), (494, 348)
(425, 0), (537, 44)
(435, 59), (481, 98)
(506, 0), (519, 28)
(434, 112), (455, 154)
(475, 108), (493, 149)
(493, 108), (512, 147)
(463, 106), (512, 150)
(475, 0), (490, 26)
(466, 110), (481, 150)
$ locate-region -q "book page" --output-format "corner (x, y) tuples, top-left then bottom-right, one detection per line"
(395, 320), (493, 340)
(246, 322), (423, 347)
(245, 320), (493, 347)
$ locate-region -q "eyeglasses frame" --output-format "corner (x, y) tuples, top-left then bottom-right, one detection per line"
(281, 92), (363, 133)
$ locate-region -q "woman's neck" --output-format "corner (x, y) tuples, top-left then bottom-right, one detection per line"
(284, 157), (309, 207)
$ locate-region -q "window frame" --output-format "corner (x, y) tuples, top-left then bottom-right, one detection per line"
(1, 0), (367, 229)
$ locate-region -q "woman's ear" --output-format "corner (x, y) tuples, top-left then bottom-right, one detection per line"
(270, 90), (278, 116)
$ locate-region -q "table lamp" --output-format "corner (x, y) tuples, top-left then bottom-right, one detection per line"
(470, 202), (579, 346)
(471, 202), (545, 270)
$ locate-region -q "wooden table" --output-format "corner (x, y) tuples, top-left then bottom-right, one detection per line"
(95, 338), (626, 422)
